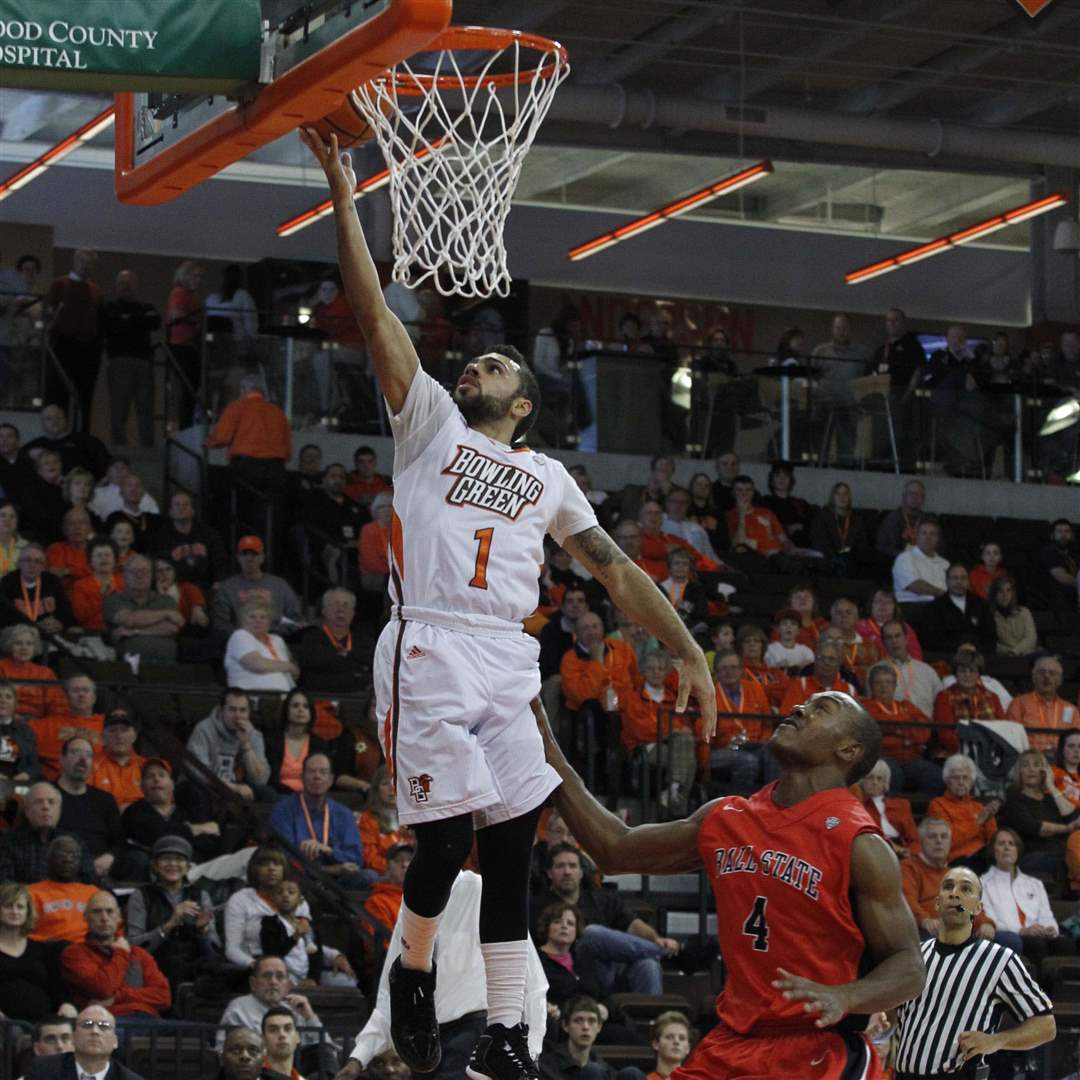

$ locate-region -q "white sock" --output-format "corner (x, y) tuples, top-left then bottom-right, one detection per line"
(481, 939), (529, 1029)
(399, 902), (441, 971)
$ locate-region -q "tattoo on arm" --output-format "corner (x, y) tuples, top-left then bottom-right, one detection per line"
(570, 527), (629, 571)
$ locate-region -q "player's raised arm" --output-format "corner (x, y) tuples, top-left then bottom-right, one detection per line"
(562, 525), (717, 740)
(299, 128), (418, 413)
(532, 698), (706, 875)
(773, 832), (925, 1026)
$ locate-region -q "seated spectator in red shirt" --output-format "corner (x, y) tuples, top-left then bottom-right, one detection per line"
(71, 539), (125, 635)
(612, 520), (657, 581)
(736, 624), (788, 710)
(152, 557), (209, 630)
(361, 841), (412, 947)
(726, 475), (787, 561)
(1006, 653), (1077, 753)
(862, 662), (942, 797)
(706, 648), (773, 792)
(61, 889), (171, 1018)
(855, 758), (919, 859)
(0, 624), (67, 723)
(344, 445), (391, 508)
(855, 588), (923, 661)
(45, 510), (93, 599)
(33, 673), (104, 780)
(927, 753), (1000, 865)
(969, 539), (1007, 602)
(27, 835), (99, 944)
(931, 650), (1004, 756)
(637, 499), (719, 580)
(618, 649), (697, 816)
(778, 640), (857, 715)
(357, 765), (413, 874)
(88, 707), (145, 811)
(827, 596), (884, 687)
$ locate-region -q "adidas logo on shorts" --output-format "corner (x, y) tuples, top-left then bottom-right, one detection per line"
(407, 645), (426, 659)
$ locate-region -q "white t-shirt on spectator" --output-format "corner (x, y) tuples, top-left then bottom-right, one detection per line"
(224, 628), (295, 692)
(764, 640), (815, 670)
(892, 547), (949, 603)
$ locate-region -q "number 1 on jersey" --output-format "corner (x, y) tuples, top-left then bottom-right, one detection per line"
(742, 895), (770, 952)
(470, 527), (494, 589)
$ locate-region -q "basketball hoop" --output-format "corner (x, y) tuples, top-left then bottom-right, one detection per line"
(352, 26), (569, 298)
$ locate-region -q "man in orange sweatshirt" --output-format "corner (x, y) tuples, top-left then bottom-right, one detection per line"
(363, 841), (414, 946)
(61, 888), (171, 1018)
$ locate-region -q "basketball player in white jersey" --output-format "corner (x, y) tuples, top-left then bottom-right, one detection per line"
(302, 128), (716, 1080)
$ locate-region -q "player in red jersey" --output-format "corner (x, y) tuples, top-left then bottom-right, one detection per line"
(535, 690), (925, 1080)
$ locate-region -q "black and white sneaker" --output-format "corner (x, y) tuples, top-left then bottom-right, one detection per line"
(388, 957), (441, 1073)
(466, 1022), (539, 1080)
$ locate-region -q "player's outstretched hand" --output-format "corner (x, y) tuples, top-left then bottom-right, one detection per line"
(675, 649), (717, 741)
(298, 127), (357, 201)
(772, 968), (852, 1028)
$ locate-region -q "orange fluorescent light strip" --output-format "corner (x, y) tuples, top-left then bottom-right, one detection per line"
(277, 137), (446, 238)
(846, 192), (1068, 284)
(567, 161), (774, 261)
(0, 105), (115, 203)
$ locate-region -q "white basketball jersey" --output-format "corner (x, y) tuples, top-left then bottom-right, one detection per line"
(386, 369), (598, 629)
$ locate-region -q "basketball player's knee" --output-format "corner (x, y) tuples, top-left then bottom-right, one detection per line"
(412, 814), (474, 877)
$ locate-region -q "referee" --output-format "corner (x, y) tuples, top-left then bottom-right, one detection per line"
(893, 866), (1055, 1079)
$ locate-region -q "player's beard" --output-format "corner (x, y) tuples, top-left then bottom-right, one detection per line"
(454, 386), (515, 428)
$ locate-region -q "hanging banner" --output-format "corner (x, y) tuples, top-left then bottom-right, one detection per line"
(0, 0), (261, 92)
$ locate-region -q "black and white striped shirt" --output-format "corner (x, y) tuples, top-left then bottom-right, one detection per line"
(895, 935), (1052, 1075)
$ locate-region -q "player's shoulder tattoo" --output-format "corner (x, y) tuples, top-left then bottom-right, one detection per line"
(571, 526), (630, 569)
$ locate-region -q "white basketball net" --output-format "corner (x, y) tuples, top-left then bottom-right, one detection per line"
(353, 34), (569, 298)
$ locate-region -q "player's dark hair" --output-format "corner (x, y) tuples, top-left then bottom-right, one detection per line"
(546, 842), (583, 869)
(843, 703), (882, 785)
(261, 1005), (295, 1033)
(492, 344), (540, 445)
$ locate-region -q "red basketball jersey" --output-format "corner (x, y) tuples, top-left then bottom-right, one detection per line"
(697, 781), (880, 1036)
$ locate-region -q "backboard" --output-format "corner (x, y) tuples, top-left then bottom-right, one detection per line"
(114, 0), (450, 205)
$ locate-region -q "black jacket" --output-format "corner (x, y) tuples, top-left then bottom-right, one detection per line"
(923, 591), (996, 654)
(27, 1053), (145, 1080)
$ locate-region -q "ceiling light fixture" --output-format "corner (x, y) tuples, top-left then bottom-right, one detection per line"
(0, 105), (115, 204)
(566, 161), (774, 262)
(277, 138), (446, 238)
(845, 192), (1068, 284)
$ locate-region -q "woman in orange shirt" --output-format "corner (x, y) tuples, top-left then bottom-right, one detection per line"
(931, 652), (1004, 756)
(71, 538), (125, 634)
(736, 624), (788, 710)
(1054, 730), (1080, 806)
(927, 752), (1001, 865)
(357, 765), (412, 875)
(0, 624), (66, 720)
(266, 689), (334, 794)
(968, 540), (1007, 602)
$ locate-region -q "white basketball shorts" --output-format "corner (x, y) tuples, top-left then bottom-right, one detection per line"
(373, 617), (560, 827)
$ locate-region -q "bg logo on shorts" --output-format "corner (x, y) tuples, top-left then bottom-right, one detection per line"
(408, 773), (434, 802)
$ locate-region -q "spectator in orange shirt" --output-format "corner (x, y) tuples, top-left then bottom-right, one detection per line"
(637, 500), (719, 581)
(612, 520), (657, 582)
(617, 649), (696, 815)
(560, 611), (639, 796)
(27, 835), (98, 944)
(863, 662), (942, 797)
(61, 888), (171, 1018)
(88, 707), (145, 811)
(968, 539), (1006, 602)
(706, 649), (772, 791)
(344, 445), (391, 509)
(45, 509), (93, 598)
(358, 492), (392, 617)
(901, 817), (995, 940)
(737, 624), (789, 710)
(931, 651), (1005, 756)
(827, 596), (884, 687)
(1007, 653), (1078, 754)
(927, 753), (1000, 867)
(32, 673), (105, 780)
(0, 624), (68, 723)
(1054, 730), (1080, 806)
(362, 841), (413, 947)
(726, 475), (788, 565)
(71, 538), (125, 634)
(357, 765), (413, 875)
(206, 374), (292, 491)
(778, 640), (857, 716)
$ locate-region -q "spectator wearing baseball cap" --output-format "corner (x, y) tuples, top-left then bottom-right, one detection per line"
(211, 534), (303, 641)
(124, 833), (222, 991)
(121, 758), (223, 870)
(89, 707), (146, 810)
